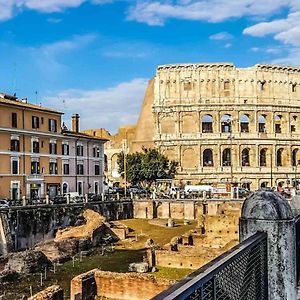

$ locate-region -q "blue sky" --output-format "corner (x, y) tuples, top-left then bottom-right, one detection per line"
(0, 0), (299, 133)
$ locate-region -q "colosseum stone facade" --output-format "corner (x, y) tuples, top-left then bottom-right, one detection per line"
(152, 63), (300, 190)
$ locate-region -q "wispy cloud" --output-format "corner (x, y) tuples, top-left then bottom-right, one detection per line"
(45, 78), (149, 133)
(209, 32), (233, 41)
(0, 0), (114, 20)
(127, 0), (294, 26)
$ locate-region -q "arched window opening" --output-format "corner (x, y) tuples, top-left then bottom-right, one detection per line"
(261, 182), (268, 188)
(258, 80), (266, 91)
(258, 115), (266, 133)
(222, 148), (231, 166)
(276, 148), (283, 166)
(292, 83), (297, 93)
(275, 115), (282, 134)
(260, 149), (267, 167)
(62, 183), (68, 194)
(202, 115), (213, 133)
(241, 148), (250, 166)
(203, 149), (213, 166)
(221, 114), (231, 133)
(240, 114), (249, 133)
(292, 149), (299, 166)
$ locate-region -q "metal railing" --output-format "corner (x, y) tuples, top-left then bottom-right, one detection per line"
(152, 232), (268, 300)
(295, 215), (300, 284)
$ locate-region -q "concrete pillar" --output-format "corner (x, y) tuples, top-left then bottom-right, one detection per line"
(85, 194), (88, 203)
(101, 193), (104, 201)
(45, 195), (49, 205)
(67, 194), (70, 205)
(240, 189), (296, 300)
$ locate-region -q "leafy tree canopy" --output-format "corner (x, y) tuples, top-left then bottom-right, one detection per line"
(117, 148), (178, 187)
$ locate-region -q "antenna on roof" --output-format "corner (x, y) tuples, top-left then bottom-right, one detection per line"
(35, 91), (38, 105)
(13, 62), (17, 97)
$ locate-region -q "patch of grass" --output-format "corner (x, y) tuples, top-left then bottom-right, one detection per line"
(119, 219), (197, 248)
(154, 266), (193, 281)
(1, 249), (145, 300)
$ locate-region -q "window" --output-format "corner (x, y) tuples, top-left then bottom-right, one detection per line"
(241, 148), (250, 166)
(78, 182), (83, 195)
(275, 115), (282, 133)
(94, 182), (99, 195)
(292, 83), (297, 93)
(62, 143), (69, 155)
(11, 139), (20, 152)
(11, 159), (19, 175)
(222, 148), (231, 166)
(258, 115), (266, 133)
(260, 149), (267, 167)
(49, 142), (57, 155)
(292, 149), (299, 166)
(63, 163), (70, 175)
(259, 80), (266, 91)
(240, 114), (249, 133)
(32, 141), (39, 153)
(62, 183), (68, 194)
(94, 164), (100, 175)
(104, 154), (108, 172)
(184, 81), (192, 91)
(49, 162), (58, 175)
(76, 144), (84, 156)
(31, 161), (40, 174)
(221, 114), (231, 133)
(32, 116), (40, 129)
(291, 125), (296, 132)
(224, 81), (230, 90)
(93, 146), (100, 157)
(77, 164), (84, 175)
(276, 148), (283, 166)
(203, 149), (213, 166)
(12, 113), (17, 128)
(202, 115), (213, 133)
(48, 119), (57, 132)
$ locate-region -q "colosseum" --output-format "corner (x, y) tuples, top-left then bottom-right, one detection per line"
(86, 63), (300, 190)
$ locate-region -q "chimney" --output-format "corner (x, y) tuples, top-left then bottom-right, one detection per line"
(72, 113), (80, 133)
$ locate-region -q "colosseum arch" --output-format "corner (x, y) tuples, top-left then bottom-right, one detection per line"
(276, 148), (284, 166)
(221, 114), (231, 133)
(160, 115), (176, 134)
(274, 115), (282, 134)
(241, 148), (250, 166)
(181, 113), (198, 134)
(240, 114), (249, 133)
(182, 148), (198, 169)
(222, 148), (231, 166)
(258, 115), (266, 133)
(292, 148), (299, 166)
(202, 115), (213, 133)
(203, 149), (214, 166)
(259, 148), (267, 167)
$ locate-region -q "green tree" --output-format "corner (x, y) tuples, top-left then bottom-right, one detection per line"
(117, 148), (178, 187)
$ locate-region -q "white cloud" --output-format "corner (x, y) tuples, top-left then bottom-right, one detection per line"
(45, 78), (149, 133)
(127, 0), (294, 26)
(0, 0), (114, 20)
(210, 32), (233, 41)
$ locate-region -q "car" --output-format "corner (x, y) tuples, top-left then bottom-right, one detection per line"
(0, 199), (9, 208)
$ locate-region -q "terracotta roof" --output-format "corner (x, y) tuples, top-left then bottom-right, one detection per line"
(0, 95), (63, 115)
(62, 130), (108, 142)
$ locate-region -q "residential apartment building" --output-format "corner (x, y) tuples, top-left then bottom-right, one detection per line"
(61, 114), (106, 196)
(0, 93), (106, 200)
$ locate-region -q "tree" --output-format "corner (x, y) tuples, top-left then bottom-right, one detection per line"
(117, 148), (178, 187)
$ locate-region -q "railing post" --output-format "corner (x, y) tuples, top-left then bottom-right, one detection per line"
(22, 196), (26, 206)
(240, 189), (296, 300)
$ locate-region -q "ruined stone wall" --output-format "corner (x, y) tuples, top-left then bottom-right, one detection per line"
(28, 285), (63, 300)
(0, 201), (133, 255)
(134, 199), (242, 221)
(70, 269), (171, 300)
(152, 63), (300, 189)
